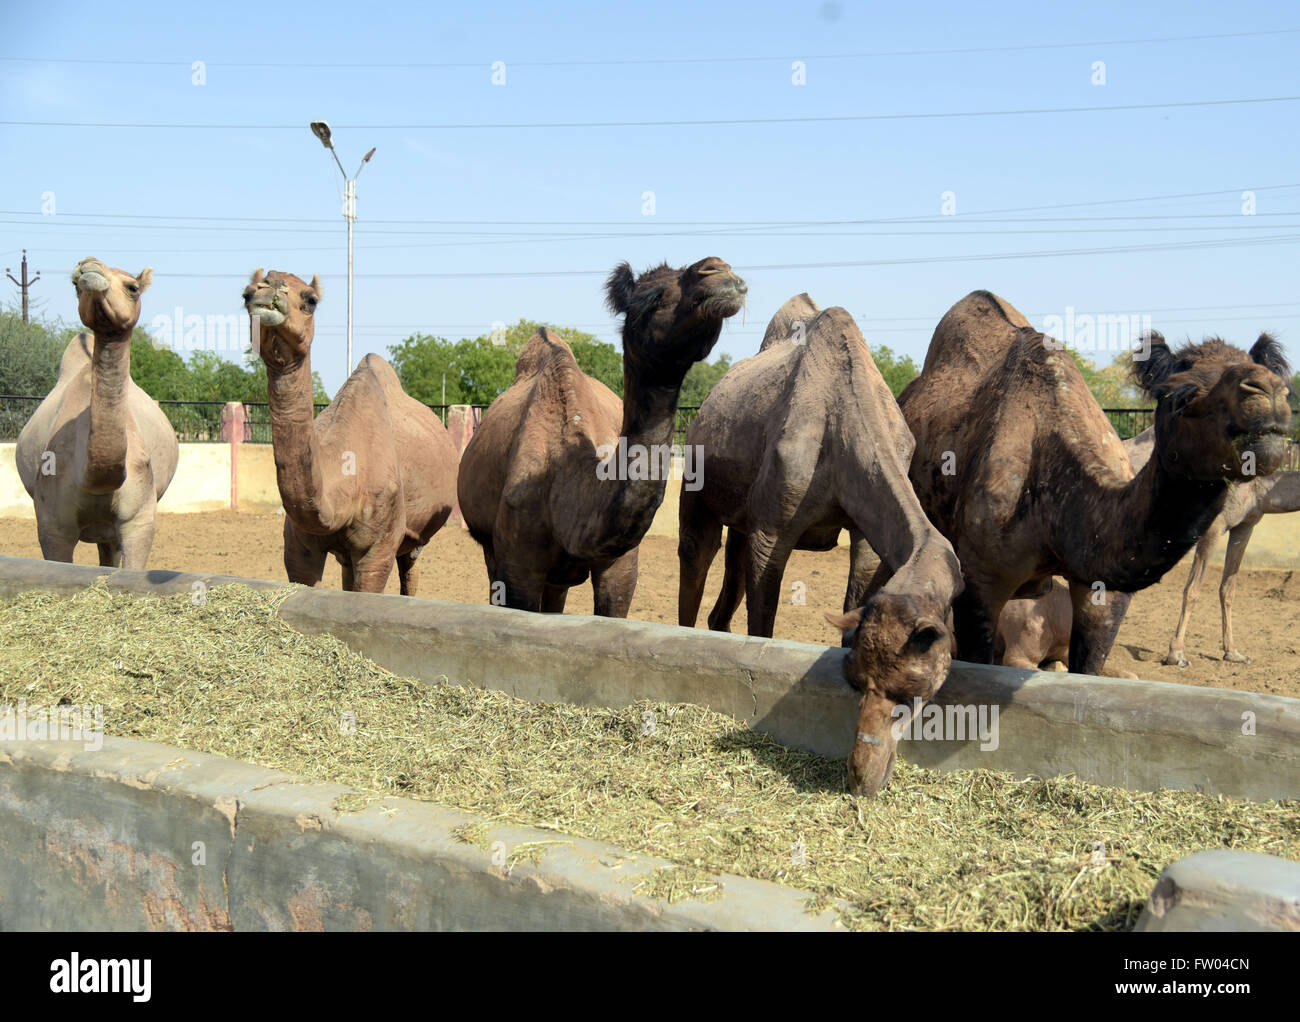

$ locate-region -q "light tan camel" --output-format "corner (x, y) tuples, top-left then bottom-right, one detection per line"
(16, 257), (178, 568)
(677, 294), (962, 795)
(1163, 464), (1300, 666)
(242, 269), (457, 594)
(458, 257), (746, 615)
(895, 291), (1291, 674)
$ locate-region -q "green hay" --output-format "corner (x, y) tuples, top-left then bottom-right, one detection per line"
(1, 581), (1296, 931)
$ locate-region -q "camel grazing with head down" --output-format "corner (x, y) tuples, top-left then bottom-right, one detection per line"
(458, 257), (746, 615)
(242, 269), (457, 594)
(16, 257), (178, 568)
(678, 293), (962, 795)
(896, 291), (1291, 675)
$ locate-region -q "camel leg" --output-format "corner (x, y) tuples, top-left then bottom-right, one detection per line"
(37, 526), (77, 563)
(743, 530), (795, 637)
(592, 549), (638, 618)
(677, 489), (722, 627)
(1067, 580), (1132, 676)
(350, 551), (397, 594)
(541, 584), (569, 613)
(843, 528), (879, 612)
(1220, 521), (1257, 663)
(283, 521), (327, 587)
(1164, 523), (1220, 667)
(97, 542), (122, 567)
(397, 549), (420, 597)
(117, 516), (156, 571)
(707, 528), (747, 632)
(952, 583), (1002, 665)
(841, 528), (881, 649)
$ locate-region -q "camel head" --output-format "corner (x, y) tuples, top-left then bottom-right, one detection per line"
(1134, 332), (1292, 481)
(242, 268), (322, 370)
(604, 257), (746, 384)
(827, 593), (952, 797)
(72, 257), (152, 339)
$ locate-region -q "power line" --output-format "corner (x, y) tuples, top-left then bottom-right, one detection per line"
(5, 184), (1296, 228)
(4, 95), (1299, 131)
(2, 26), (1296, 68)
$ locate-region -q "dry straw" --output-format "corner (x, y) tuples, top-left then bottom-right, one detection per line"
(1, 581), (1295, 930)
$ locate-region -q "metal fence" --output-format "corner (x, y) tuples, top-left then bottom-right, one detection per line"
(0, 396), (1293, 451)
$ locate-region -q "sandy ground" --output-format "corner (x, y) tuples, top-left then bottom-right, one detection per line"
(2, 511), (1297, 699)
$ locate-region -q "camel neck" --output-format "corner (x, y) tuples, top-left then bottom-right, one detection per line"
(265, 355), (339, 535)
(619, 373), (682, 449)
(83, 331), (133, 494)
(1069, 453), (1228, 591)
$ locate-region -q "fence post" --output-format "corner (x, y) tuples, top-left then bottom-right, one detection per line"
(220, 402), (247, 512)
(445, 405), (478, 528)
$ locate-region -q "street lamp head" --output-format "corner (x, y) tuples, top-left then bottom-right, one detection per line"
(362, 147), (376, 164)
(310, 121), (334, 148)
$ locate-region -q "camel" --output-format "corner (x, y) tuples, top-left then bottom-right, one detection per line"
(16, 257), (178, 568)
(677, 294), (962, 795)
(1162, 462), (1300, 667)
(894, 291), (1291, 675)
(457, 257), (746, 615)
(993, 429), (1151, 677)
(242, 269), (457, 594)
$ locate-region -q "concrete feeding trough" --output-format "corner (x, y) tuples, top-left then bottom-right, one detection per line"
(0, 554), (1297, 931)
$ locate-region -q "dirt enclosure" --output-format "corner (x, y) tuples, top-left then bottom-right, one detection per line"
(1, 511), (1298, 699)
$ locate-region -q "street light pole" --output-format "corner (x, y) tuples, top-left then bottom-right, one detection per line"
(309, 121), (375, 379)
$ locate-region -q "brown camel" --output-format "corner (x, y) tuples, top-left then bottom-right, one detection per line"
(458, 257), (746, 614)
(895, 291), (1291, 674)
(242, 269), (457, 594)
(16, 257), (178, 568)
(677, 294), (962, 795)
(993, 430), (1149, 677)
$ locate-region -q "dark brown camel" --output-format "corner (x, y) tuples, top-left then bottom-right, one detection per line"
(894, 291), (1291, 674)
(457, 257), (746, 614)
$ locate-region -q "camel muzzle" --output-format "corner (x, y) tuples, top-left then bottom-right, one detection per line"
(74, 269), (110, 295)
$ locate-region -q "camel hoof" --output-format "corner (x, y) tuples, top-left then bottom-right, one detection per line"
(1223, 651), (1252, 664)
(1163, 653), (1189, 668)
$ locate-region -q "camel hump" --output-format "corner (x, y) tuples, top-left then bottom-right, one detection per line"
(57, 332), (95, 379)
(355, 352), (400, 385)
(956, 290), (1032, 330)
(760, 293), (822, 350)
(514, 328), (577, 381)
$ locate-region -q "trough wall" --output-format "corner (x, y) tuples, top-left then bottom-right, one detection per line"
(0, 736), (843, 931)
(1, 557), (1297, 803)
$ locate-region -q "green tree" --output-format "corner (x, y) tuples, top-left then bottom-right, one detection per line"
(870, 344), (919, 398)
(680, 354), (732, 407)
(0, 308), (68, 395)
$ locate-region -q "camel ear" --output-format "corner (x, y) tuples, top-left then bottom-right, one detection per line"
(826, 607), (865, 637)
(1250, 332), (1290, 379)
(1132, 329), (1177, 397)
(604, 262), (637, 316)
(136, 268), (153, 293)
(250, 268), (265, 285)
(308, 274), (322, 301)
(906, 616), (948, 654)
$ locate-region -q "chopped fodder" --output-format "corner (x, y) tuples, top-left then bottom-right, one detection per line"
(1, 581), (1296, 931)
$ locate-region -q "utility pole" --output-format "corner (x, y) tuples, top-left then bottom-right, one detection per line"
(5, 250), (40, 323)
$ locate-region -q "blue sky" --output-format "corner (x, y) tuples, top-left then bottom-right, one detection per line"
(2, 0), (1298, 395)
